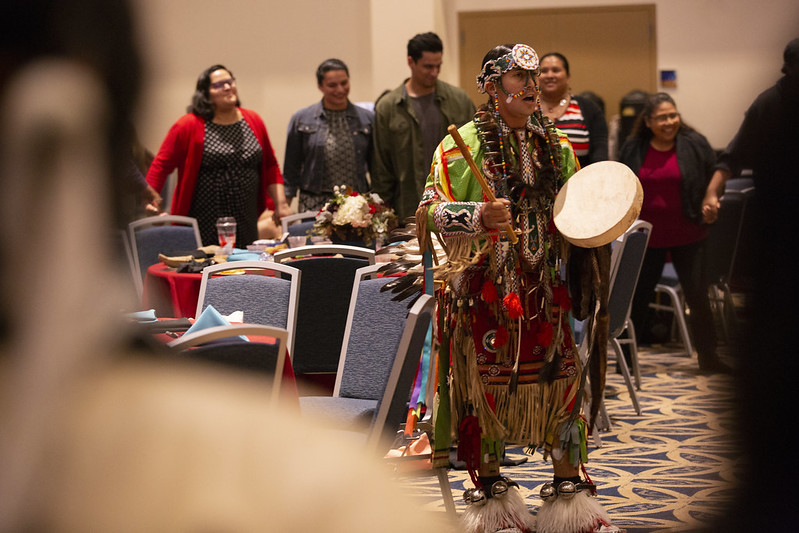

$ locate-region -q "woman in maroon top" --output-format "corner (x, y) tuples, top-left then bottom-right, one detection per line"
(619, 93), (729, 373)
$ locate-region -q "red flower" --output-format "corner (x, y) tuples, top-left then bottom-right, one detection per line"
(503, 292), (523, 319)
(349, 191), (358, 197)
(481, 280), (498, 303)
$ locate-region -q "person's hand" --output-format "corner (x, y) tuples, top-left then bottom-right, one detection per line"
(702, 168), (729, 224)
(143, 184), (162, 215)
(702, 193), (721, 224)
(272, 201), (293, 227)
(481, 198), (511, 230)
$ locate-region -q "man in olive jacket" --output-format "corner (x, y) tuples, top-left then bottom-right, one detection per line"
(373, 32), (475, 223)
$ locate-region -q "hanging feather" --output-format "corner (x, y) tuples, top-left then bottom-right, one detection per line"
(376, 211), (448, 302)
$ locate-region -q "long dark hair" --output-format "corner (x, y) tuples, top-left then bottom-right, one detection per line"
(188, 64), (240, 120)
(629, 92), (695, 142)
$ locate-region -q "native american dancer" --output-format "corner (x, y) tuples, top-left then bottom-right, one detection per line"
(410, 44), (619, 533)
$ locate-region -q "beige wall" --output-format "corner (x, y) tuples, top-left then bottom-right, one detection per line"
(132, 0), (798, 163)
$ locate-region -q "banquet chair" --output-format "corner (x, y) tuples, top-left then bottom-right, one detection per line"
(280, 210), (317, 244)
(273, 244), (376, 262)
(168, 323), (288, 403)
(649, 189), (752, 355)
(196, 261), (300, 357)
(299, 269), (451, 512)
(272, 245), (375, 386)
(118, 229), (140, 300)
(651, 264), (695, 356)
(580, 220), (651, 428)
(705, 187), (754, 342)
(128, 215), (202, 298)
(605, 220), (651, 416)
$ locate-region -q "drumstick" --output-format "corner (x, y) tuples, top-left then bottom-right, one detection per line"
(447, 124), (518, 244)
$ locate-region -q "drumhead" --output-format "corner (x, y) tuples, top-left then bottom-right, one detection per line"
(553, 161), (643, 248)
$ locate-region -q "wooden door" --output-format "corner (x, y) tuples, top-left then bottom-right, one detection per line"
(458, 5), (656, 123)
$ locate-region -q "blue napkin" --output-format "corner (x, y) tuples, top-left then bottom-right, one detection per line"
(185, 305), (247, 340)
(126, 309), (157, 323)
(226, 251), (263, 262)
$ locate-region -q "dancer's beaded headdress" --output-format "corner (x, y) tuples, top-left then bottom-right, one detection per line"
(476, 44), (540, 94)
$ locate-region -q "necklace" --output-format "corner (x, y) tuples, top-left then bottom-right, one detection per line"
(544, 97), (568, 114)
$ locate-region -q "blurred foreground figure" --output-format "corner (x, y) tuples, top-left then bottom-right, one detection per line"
(0, 2), (442, 532)
(702, 37), (799, 533)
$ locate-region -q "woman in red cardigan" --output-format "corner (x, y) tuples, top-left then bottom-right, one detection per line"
(146, 64), (292, 246)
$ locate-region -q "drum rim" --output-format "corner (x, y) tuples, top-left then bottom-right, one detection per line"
(553, 161), (643, 248)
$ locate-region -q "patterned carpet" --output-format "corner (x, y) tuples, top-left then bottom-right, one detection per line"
(402, 343), (739, 532)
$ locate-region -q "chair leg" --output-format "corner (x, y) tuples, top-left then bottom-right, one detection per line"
(625, 319), (642, 390)
(656, 285), (695, 356)
(721, 282), (739, 337)
(612, 339), (641, 415)
(435, 467), (457, 517)
(709, 284), (730, 343)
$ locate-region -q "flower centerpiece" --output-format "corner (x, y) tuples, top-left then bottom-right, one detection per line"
(311, 185), (397, 246)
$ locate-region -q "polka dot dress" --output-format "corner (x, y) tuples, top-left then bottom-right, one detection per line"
(189, 119), (262, 246)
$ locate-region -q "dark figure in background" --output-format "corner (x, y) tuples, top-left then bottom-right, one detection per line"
(284, 58), (374, 212)
(703, 38), (799, 532)
(618, 93), (729, 373)
(146, 65), (292, 246)
(538, 52), (608, 166)
(372, 32), (475, 222)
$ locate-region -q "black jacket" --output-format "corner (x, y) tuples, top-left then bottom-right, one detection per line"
(618, 128), (716, 224)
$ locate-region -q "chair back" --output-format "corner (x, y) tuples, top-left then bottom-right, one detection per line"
(705, 188), (753, 286)
(168, 323), (288, 403)
(281, 210), (318, 244)
(281, 210), (318, 234)
(335, 265), (413, 400)
(129, 215), (202, 291)
(366, 293), (434, 454)
(197, 261), (300, 357)
(607, 220), (651, 338)
(273, 246), (374, 375)
(273, 244), (376, 263)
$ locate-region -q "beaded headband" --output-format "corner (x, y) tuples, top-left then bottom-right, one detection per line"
(476, 44), (540, 93)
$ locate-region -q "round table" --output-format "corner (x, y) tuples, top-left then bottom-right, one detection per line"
(143, 263), (203, 318)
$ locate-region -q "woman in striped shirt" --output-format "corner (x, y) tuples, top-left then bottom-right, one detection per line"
(538, 52), (609, 166)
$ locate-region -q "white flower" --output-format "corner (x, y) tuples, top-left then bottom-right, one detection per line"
(332, 195), (371, 227)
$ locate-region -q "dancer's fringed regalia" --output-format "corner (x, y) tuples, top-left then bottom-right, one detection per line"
(406, 43), (620, 533)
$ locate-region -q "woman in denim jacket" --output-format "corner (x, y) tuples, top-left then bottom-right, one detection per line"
(283, 59), (374, 212)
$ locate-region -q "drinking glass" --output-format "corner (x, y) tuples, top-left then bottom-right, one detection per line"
(216, 217), (237, 253)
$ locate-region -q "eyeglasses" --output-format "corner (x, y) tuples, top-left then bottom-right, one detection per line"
(210, 78), (236, 90)
(650, 112), (679, 123)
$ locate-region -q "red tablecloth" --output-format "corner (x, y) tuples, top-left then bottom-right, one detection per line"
(143, 263), (202, 318)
